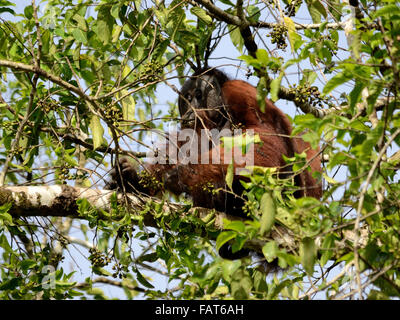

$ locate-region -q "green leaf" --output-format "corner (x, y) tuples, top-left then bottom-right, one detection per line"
(238, 54), (260, 68)
(262, 241), (278, 263)
(95, 20), (111, 45)
(270, 73), (283, 102)
(374, 4), (400, 18)
(277, 251), (299, 267)
(112, 25), (123, 44)
(24, 5), (33, 19)
(259, 192), (276, 235)
(0, 204), (13, 225)
(56, 280), (76, 288)
(231, 268), (252, 299)
(253, 269), (268, 292)
(323, 71), (353, 95)
(119, 90), (136, 123)
(257, 76), (268, 111)
(221, 260), (241, 282)
(138, 108), (146, 122)
(86, 287), (107, 298)
(219, 0), (234, 4)
(73, 13), (88, 31)
(224, 220), (245, 233)
(41, 30), (51, 56)
(170, 10), (185, 42)
(320, 234), (336, 266)
(327, 0), (343, 21)
(367, 290), (390, 300)
(231, 236), (247, 254)
(247, 5), (261, 23)
(0, 1), (15, 7)
(300, 69), (317, 86)
(152, 39), (169, 61)
(228, 25), (244, 53)
(216, 230), (236, 251)
(0, 7), (14, 14)
(110, 4), (121, 19)
(312, 0), (327, 18)
(203, 263), (220, 281)
(64, 154), (79, 167)
(323, 173), (339, 185)
(96, 5), (114, 44)
(92, 266), (112, 276)
(89, 114), (105, 150)
(349, 80), (365, 112)
(135, 268), (154, 288)
(73, 44), (81, 68)
(306, 0), (326, 23)
(0, 278), (19, 290)
(190, 7), (212, 25)
(300, 237), (316, 275)
(71, 28), (88, 44)
(255, 49), (269, 65)
(284, 17), (296, 53)
(225, 162), (234, 191)
(0, 234), (12, 253)
(138, 252), (158, 263)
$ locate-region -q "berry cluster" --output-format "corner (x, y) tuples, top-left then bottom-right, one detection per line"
(201, 181), (215, 194)
(268, 24), (288, 50)
(243, 199), (258, 217)
(138, 170), (163, 190)
(284, 0), (302, 17)
(136, 61), (163, 84)
(88, 247), (111, 268)
(2, 120), (18, 131)
(57, 165), (74, 184)
(3, 121), (33, 137)
(103, 104), (123, 126)
(37, 99), (60, 114)
(289, 84), (324, 108)
(111, 262), (128, 279)
(12, 146), (25, 157)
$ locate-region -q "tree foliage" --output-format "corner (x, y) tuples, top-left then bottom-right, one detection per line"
(0, 0), (400, 300)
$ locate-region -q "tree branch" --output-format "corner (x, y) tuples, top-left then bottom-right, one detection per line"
(0, 185), (295, 253)
(193, 0), (345, 30)
(0, 185), (370, 261)
(75, 277), (146, 293)
(0, 60), (92, 102)
(0, 185), (159, 227)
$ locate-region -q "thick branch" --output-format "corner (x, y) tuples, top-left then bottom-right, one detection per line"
(0, 185), (296, 255)
(194, 0), (242, 25)
(0, 185), (162, 228)
(0, 60), (90, 101)
(75, 277), (146, 293)
(0, 185), (242, 230)
(0, 185), (368, 259)
(193, 0), (345, 30)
